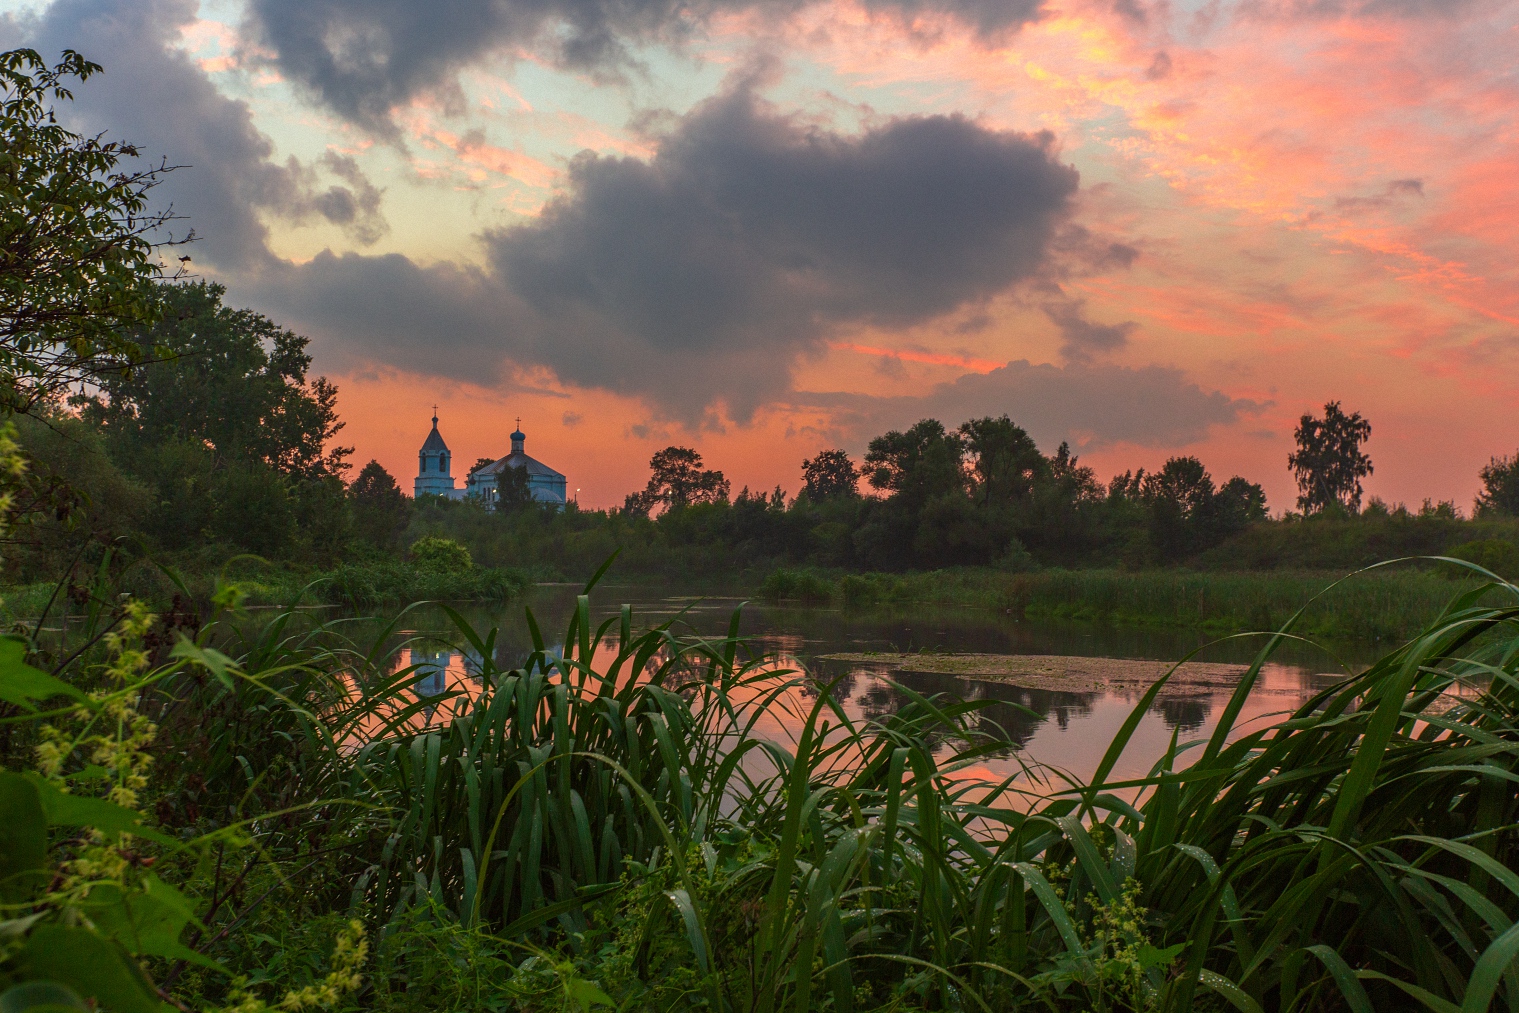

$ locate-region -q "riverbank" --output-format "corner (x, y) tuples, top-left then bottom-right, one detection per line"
(762, 564), (1485, 640)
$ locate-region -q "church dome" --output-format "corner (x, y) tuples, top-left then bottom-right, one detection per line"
(415, 410), (460, 498)
(422, 414), (450, 453)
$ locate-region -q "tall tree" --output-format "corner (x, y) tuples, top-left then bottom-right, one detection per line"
(864, 420), (964, 505)
(0, 49), (186, 415)
(1213, 476), (1269, 530)
(1288, 401), (1372, 514)
(1475, 452), (1519, 517)
(494, 464), (535, 511)
(84, 282), (350, 479)
(801, 449), (859, 501)
(631, 446), (729, 513)
(1142, 457), (1267, 561)
(958, 416), (1046, 504)
(350, 460), (409, 550)
(1142, 456), (1215, 518)
(1143, 456), (1215, 560)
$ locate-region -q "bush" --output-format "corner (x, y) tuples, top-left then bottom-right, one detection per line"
(757, 567), (835, 604)
(409, 536), (472, 572)
(317, 560), (523, 605)
(1444, 538), (1519, 579)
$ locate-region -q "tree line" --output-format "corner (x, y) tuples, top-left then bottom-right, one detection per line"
(7, 271), (1519, 583)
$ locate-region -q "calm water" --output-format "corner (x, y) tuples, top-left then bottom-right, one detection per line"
(349, 581), (1379, 793)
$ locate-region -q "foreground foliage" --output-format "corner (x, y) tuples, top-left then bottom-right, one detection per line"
(2, 558), (1518, 1011)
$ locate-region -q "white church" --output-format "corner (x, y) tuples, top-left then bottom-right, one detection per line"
(413, 411), (567, 507)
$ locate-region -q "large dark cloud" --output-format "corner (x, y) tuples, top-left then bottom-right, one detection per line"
(243, 0), (1043, 134)
(1242, 0), (1482, 19)
(810, 359), (1260, 452)
(19, 0), (386, 272)
(251, 85), (1080, 420)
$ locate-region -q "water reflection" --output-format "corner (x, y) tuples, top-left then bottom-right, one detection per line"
(360, 583), (1356, 787)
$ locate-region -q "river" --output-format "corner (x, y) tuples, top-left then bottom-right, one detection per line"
(340, 581), (1382, 793)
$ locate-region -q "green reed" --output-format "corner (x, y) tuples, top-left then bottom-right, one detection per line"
(84, 557), (1519, 1010)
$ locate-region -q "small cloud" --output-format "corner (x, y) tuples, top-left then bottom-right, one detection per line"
(1146, 51), (1172, 81)
(1335, 178), (1426, 213)
(1044, 299), (1137, 362)
(875, 354), (908, 379)
(562, 411), (583, 427)
(954, 313), (993, 335)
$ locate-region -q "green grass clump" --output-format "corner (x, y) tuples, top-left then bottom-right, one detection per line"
(308, 559), (527, 606)
(759, 566), (837, 603)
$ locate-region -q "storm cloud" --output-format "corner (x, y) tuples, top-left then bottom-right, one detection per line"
(243, 0), (1044, 134)
(22, 0), (387, 271)
(258, 85), (1081, 420)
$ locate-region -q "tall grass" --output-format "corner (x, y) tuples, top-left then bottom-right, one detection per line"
(118, 558), (1516, 1011)
(14, 555), (1513, 1008)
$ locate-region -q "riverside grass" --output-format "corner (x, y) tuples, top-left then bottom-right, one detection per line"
(8, 561), (1519, 1011)
(0, 557), (533, 622)
(762, 564), (1486, 639)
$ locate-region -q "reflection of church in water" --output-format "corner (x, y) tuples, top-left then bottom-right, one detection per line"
(413, 409), (567, 507)
(406, 642), (563, 716)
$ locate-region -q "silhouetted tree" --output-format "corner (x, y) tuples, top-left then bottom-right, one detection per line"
(1143, 456), (1214, 560)
(1213, 476), (1269, 530)
(494, 464), (535, 511)
(1142, 458), (1267, 561)
(1476, 452), (1519, 517)
(864, 420), (963, 505)
(85, 282), (350, 480)
(350, 460), (409, 550)
(801, 449), (859, 501)
(631, 446), (729, 513)
(959, 416), (1046, 504)
(1288, 401), (1372, 513)
(1143, 457), (1214, 517)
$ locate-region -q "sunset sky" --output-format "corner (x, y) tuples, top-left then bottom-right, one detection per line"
(5, 0), (1516, 510)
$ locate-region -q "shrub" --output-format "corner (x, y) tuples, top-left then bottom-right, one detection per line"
(757, 567), (835, 604)
(409, 536), (472, 572)
(1444, 538), (1519, 579)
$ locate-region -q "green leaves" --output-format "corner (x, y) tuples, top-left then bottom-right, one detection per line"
(25, 773), (175, 846)
(0, 48), (174, 413)
(11, 926), (168, 1013)
(77, 875), (218, 969)
(0, 773), (45, 899)
(0, 637), (81, 710)
(0, 772), (205, 998)
(0, 981), (88, 1013)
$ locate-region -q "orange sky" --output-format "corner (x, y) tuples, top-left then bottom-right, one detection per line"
(20, 0), (1518, 510)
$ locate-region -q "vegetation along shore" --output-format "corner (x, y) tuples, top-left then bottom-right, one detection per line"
(761, 564), (1497, 640)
